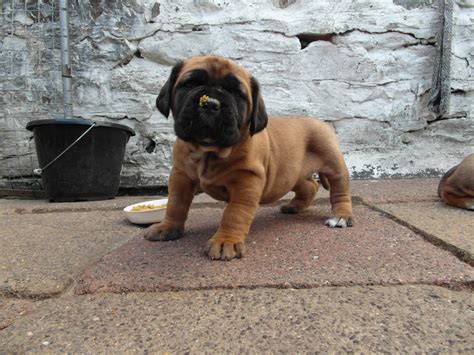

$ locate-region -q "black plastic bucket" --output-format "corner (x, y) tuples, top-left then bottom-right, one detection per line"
(26, 118), (135, 202)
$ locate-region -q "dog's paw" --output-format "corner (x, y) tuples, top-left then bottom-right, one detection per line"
(207, 234), (246, 261)
(325, 215), (354, 228)
(140, 223), (183, 241)
(467, 200), (474, 210)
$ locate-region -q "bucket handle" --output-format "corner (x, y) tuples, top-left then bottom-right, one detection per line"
(33, 122), (96, 176)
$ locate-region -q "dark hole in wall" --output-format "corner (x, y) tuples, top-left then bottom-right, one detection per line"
(273, 0), (297, 9)
(134, 49), (144, 58)
(393, 0), (434, 10)
(145, 139), (156, 153)
(151, 2), (161, 17)
(296, 33), (335, 49)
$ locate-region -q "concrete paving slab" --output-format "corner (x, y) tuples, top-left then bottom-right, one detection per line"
(0, 196), (166, 215)
(1, 286), (472, 353)
(0, 298), (36, 330)
(351, 178), (439, 204)
(76, 204), (473, 294)
(0, 211), (137, 299)
(378, 201), (474, 265)
(0, 191), (319, 213)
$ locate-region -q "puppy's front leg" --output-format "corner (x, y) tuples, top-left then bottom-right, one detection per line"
(207, 176), (263, 261)
(141, 167), (196, 241)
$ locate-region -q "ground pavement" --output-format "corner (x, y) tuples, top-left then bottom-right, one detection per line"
(0, 179), (472, 353)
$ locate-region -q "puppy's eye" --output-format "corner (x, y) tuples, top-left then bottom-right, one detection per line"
(233, 88), (247, 100)
(180, 80), (197, 89)
(223, 85), (246, 100)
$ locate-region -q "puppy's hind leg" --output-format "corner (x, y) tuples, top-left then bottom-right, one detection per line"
(323, 170), (354, 228)
(281, 177), (319, 214)
(441, 189), (474, 210)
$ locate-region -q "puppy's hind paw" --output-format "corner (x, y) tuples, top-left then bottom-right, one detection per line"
(280, 205), (299, 214)
(467, 200), (474, 211)
(325, 216), (354, 228)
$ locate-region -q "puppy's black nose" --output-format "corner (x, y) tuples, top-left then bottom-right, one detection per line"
(201, 97), (221, 112)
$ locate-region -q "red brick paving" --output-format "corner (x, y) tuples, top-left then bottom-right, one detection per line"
(76, 204), (473, 294)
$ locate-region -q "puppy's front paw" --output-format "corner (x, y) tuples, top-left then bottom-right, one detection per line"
(140, 222), (183, 241)
(207, 234), (246, 261)
(325, 215), (354, 228)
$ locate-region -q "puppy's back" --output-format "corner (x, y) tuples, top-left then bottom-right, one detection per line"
(267, 115), (338, 147)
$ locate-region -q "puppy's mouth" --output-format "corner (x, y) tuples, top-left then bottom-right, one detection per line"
(194, 137), (238, 149)
(176, 123), (240, 148)
(197, 138), (216, 146)
(189, 143), (234, 159)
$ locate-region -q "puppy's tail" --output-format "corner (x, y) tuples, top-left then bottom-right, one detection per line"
(318, 173), (330, 190)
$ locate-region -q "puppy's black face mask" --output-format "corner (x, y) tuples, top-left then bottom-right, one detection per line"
(171, 69), (247, 147)
(157, 60), (268, 148)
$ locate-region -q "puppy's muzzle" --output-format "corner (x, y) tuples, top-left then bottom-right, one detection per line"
(199, 95), (221, 113)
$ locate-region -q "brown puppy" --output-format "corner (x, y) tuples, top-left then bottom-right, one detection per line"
(141, 56), (354, 260)
(438, 154), (474, 210)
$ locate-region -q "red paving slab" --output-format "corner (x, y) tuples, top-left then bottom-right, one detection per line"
(351, 178), (440, 204)
(76, 203), (473, 294)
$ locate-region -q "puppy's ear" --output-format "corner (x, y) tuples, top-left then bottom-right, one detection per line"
(156, 61), (184, 118)
(249, 77), (268, 135)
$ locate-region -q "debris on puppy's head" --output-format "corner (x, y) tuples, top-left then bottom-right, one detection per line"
(199, 95), (209, 107)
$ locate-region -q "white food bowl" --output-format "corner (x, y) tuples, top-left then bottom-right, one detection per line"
(123, 198), (168, 225)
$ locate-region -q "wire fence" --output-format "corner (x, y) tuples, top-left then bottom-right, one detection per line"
(0, 0), (63, 195)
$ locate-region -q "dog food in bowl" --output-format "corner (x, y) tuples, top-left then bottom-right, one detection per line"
(131, 204), (166, 212)
(124, 199), (168, 224)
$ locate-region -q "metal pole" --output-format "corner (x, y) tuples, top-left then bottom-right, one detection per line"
(429, 0), (453, 117)
(59, 0), (73, 119)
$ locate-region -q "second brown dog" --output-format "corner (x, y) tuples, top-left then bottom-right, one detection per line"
(438, 154), (474, 210)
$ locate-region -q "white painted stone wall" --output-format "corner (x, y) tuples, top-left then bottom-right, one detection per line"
(2, 0), (473, 188)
